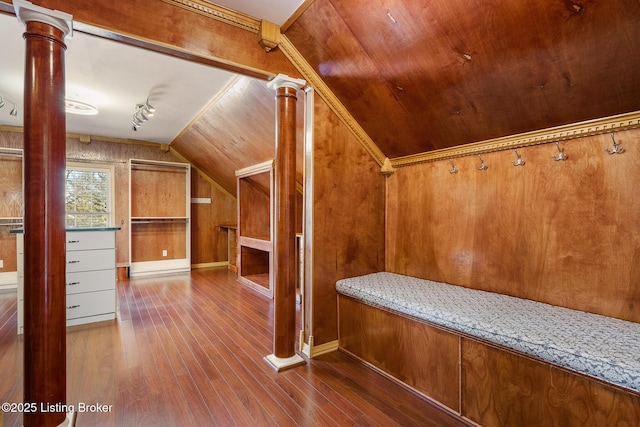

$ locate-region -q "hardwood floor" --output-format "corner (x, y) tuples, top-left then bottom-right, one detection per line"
(0, 268), (468, 426)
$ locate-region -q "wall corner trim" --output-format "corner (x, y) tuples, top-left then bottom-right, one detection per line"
(279, 35), (387, 167)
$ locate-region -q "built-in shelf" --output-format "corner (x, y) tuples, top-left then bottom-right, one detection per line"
(218, 224), (238, 271)
(131, 217), (189, 224)
(129, 159), (191, 277)
(236, 160), (273, 297)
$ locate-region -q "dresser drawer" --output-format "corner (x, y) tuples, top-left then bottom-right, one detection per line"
(66, 231), (115, 252)
(66, 269), (115, 295)
(66, 289), (116, 320)
(66, 249), (115, 273)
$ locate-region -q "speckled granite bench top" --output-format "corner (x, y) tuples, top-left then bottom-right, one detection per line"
(336, 272), (640, 394)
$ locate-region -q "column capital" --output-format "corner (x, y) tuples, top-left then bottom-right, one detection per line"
(267, 74), (306, 91)
(14, 0), (73, 37)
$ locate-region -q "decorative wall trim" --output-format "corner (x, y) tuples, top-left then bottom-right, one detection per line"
(160, 0), (260, 33)
(158, 1), (388, 167)
(235, 159), (273, 177)
(1, 125), (166, 149)
(390, 110), (640, 168)
(258, 20), (281, 52)
(281, 0), (315, 32)
(279, 36), (387, 167)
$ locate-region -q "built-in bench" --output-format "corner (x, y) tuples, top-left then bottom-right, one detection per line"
(336, 272), (640, 426)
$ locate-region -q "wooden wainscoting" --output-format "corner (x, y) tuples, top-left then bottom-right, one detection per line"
(338, 295), (640, 427)
(338, 294), (461, 413)
(461, 338), (640, 427)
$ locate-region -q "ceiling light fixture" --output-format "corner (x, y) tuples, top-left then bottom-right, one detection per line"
(65, 98), (99, 115)
(131, 98), (155, 131)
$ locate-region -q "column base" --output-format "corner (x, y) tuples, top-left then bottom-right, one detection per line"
(264, 353), (306, 372)
(58, 410), (75, 427)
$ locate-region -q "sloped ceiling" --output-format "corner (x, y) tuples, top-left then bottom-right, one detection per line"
(285, 0), (640, 159)
(171, 76), (304, 197)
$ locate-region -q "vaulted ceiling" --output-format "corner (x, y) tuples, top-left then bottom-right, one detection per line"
(285, 0), (640, 159)
(174, 0), (640, 196)
(2, 0), (640, 198)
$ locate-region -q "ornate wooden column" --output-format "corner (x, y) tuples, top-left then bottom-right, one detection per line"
(264, 74), (307, 371)
(14, 1), (73, 426)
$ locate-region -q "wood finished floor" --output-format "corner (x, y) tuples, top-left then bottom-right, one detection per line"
(0, 267), (468, 426)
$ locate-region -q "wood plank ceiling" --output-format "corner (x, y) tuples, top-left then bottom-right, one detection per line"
(171, 76), (304, 197)
(285, 0), (640, 159)
(173, 0), (640, 195)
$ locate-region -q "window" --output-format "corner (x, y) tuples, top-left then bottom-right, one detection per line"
(65, 163), (113, 228)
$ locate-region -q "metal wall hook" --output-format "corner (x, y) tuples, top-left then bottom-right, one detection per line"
(552, 141), (568, 161)
(511, 149), (525, 166)
(476, 155), (488, 170)
(605, 133), (625, 155)
(448, 159), (458, 174)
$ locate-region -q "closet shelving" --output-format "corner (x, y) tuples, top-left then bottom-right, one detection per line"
(129, 159), (191, 277)
(236, 160), (273, 297)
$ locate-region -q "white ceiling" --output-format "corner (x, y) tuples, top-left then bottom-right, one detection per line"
(0, 0), (304, 144)
(207, 0), (304, 26)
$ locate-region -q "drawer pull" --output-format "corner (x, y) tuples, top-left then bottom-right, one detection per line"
(67, 282), (80, 286)
(67, 304), (80, 309)
(67, 240), (80, 243)
(67, 260), (80, 264)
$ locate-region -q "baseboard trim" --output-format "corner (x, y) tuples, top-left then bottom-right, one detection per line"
(0, 271), (18, 286)
(191, 261), (228, 269)
(301, 339), (339, 358)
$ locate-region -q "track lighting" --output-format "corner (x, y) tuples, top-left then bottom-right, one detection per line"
(0, 95), (19, 118)
(131, 97), (155, 132)
(144, 99), (155, 115)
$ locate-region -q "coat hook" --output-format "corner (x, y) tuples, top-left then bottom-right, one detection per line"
(511, 149), (525, 166)
(448, 159), (458, 174)
(605, 133), (625, 155)
(552, 141), (568, 161)
(476, 155), (488, 170)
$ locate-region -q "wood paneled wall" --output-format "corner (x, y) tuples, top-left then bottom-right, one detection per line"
(386, 129), (640, 323)
(190, 170), (236, 266)
(131, 166), (188, 218)
(0, 130), (236, 269)
(238, 174), (271, 240)
(339, 295), (640, 426)
(461, 338), (640, 426)
(0, 150), (22, 274)
(309, 94), (386, 346)
(338, 295), (460, 412)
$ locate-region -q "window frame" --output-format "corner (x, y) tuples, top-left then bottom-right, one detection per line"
(65, 161), (115, 229)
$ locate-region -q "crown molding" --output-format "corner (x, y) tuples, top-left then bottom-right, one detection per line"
(281, 0), (315, 32)
(235, 159), (273, 177)
(279, 35), (387, 167)
(390, 110), (640, 168)
(159, 0), (387, 167)
(160, 0), (260, 33)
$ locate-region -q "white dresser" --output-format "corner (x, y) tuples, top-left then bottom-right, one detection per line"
(15, 228), (118, 334)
